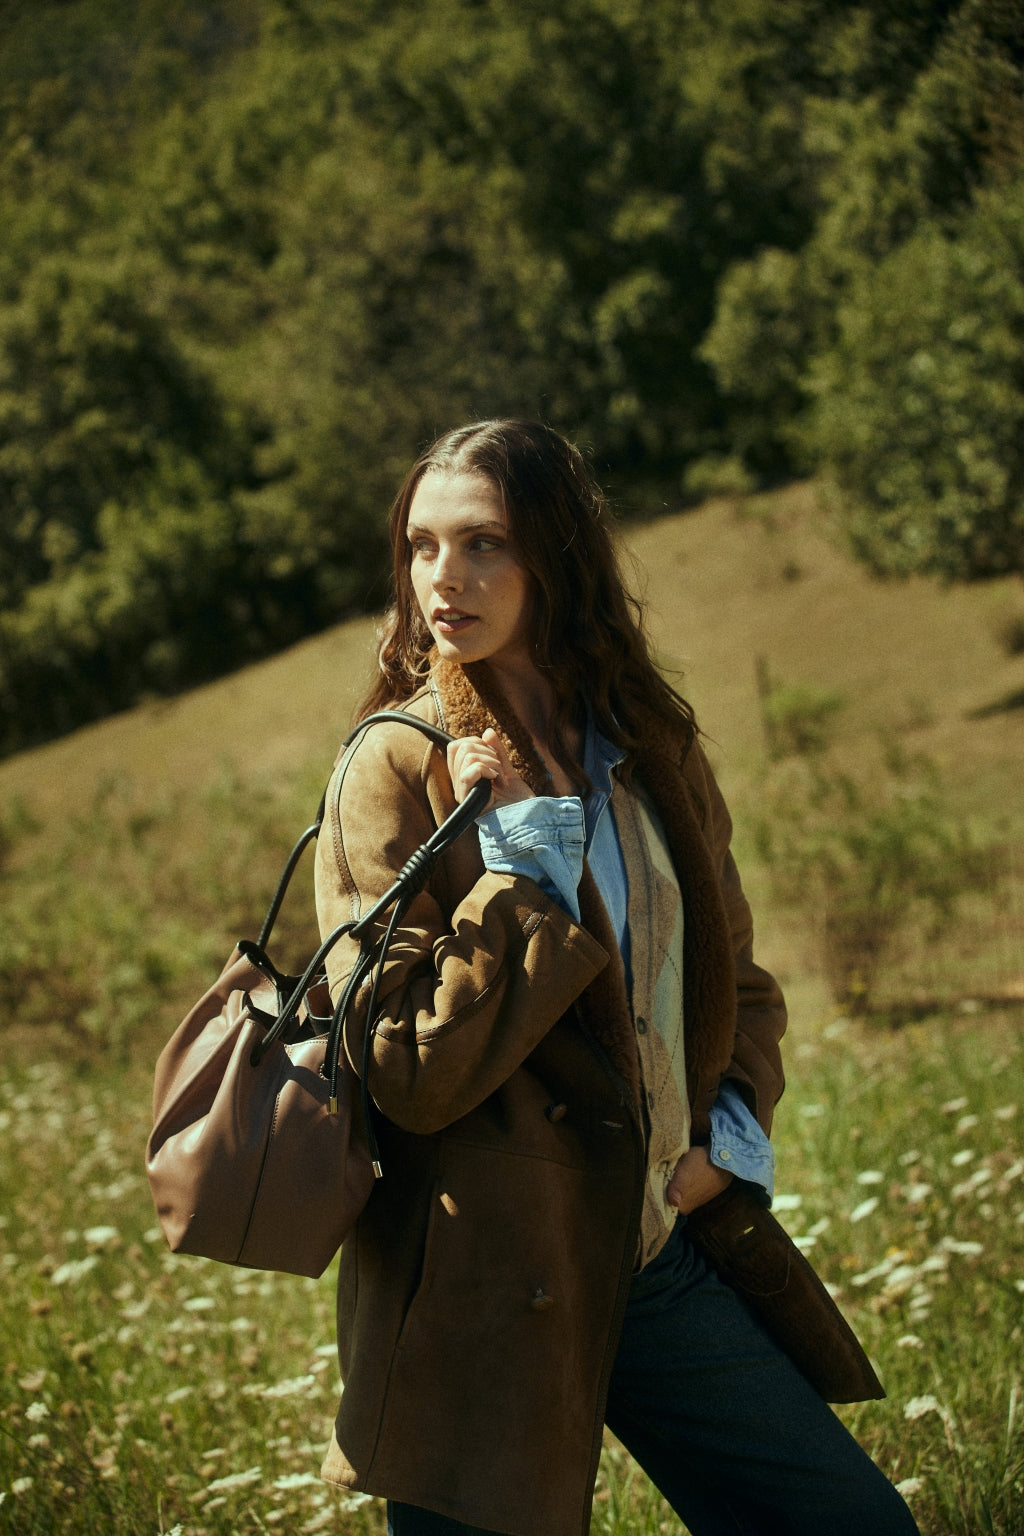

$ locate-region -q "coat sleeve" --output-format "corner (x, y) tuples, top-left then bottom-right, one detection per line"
(313, 721), (609, 1136)
(692, 745), (787, 1137)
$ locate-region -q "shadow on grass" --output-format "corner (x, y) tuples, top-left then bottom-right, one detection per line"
(968, 685), (1024, 719)
(867, 991), (1024, 1029)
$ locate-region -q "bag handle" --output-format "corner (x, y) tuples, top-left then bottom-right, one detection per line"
(247, 710), (492, 1178)
(251, 710), (486, 956)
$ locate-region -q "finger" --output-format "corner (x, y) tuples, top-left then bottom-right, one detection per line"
(446, 738), (500, 804)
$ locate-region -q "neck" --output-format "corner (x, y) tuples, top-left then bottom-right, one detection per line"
(484, 657), (556, 744)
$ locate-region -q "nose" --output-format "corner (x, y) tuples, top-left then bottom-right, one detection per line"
(432, 543), (463, 594)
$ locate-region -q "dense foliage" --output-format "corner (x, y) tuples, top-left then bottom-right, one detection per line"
(1, 0), (1022, 752)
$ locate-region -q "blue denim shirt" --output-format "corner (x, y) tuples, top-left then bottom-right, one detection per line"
(475, 719), (774, 1201)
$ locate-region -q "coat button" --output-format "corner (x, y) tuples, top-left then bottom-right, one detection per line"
(545, 1103), (567, 1123)
(636, 1015), (648, 1034)
(531, 1288), (554, 1311)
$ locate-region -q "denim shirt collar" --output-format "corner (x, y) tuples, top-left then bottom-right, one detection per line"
(581, 710), (625, 852)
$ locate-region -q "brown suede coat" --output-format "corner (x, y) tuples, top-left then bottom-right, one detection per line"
(313, 659), (788, 1536)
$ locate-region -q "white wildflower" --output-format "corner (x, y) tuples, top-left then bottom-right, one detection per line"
(952, 1168), (992, 1198)
(183, 1296), (216, 1312)
(994, 1104), (1018, 1120)
(941, 1097), (968, 1114)
(880, 1265), (920, 1298)
(799, 1104), (826, 1118)
(904, 1394), (944, 1421)
(25, 1402), (49, 1423)
(849, 1197), (880, 1223)
(50, 1255), (99, 1286)
(955, 1114), (979, 1135)
(902, 1182), (933, 1204)
(273, 1473), (321, 1490)
(951, 1149), (975, 1167)
(851, 1250), (910, 1287)
(302, 1510), (336, 1532)
(11, 1478), (33, 1495)
(856, 1170), (884, 1185)
(896, 1334), (925, 1349)
(165, 1386), (193, 1404)
(83, 1225), (119, 1247)
(259, 1374), (316, 1399)
(339, 1492), (375, 1511)
(791, 1235), (817, 1251)
(205, 1466), (262, 1493)
(898, 1149), (922, 1166)
(895, 1477), (924, 1497)
(772, 1194), (802, 1211)
(939, 1237), (983, 1256)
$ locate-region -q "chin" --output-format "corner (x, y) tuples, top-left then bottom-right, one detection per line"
(432, 634), (486, 665)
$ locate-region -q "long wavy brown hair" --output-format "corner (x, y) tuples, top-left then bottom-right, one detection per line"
(356, 419), (698, 781)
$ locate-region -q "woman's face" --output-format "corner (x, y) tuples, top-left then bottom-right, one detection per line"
(406, 471), (535, 678)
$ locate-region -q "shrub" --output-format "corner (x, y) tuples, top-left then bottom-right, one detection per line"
(751, 745), (989, 1014)
(755, 657), (846, 760)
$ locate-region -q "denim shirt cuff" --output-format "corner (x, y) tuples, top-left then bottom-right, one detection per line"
(476, 797), (585, 922)
(708, 1080), (775, 1204)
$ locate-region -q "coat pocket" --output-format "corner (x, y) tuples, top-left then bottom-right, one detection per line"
(687, 1183), (885, 1404)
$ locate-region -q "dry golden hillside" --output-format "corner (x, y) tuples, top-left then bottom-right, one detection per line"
(2, 482), (1020, 822)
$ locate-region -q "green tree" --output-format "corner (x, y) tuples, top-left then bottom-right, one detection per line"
(701, 0), (1024, 547)
(802, 181), (1024, 579)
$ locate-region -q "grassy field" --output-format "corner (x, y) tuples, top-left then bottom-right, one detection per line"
(1, 482), (1022, 1534)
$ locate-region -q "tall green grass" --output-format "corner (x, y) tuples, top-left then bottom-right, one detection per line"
(1, 1009), (1021, 1534)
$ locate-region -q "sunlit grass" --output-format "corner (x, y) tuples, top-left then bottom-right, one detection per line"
(1, 1008), (1021, 1534)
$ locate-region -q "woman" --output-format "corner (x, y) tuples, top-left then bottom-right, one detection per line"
(314, 420), (918, 1536)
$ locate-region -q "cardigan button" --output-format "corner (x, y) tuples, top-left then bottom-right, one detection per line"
(531, 1288), (554, 1312)
(545, 1103), (567, 1123)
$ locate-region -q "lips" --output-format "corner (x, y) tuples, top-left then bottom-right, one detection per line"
(432, 608), (477, 634)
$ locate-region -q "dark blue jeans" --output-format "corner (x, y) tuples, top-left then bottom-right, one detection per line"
(387, 1220), (919, 1536)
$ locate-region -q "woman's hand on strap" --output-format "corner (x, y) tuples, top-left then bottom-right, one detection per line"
(447, 728), (535, 810)
(666, 1145), (734, 1215)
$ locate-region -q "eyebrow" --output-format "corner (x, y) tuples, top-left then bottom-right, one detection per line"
(406, 518), (507, 536)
